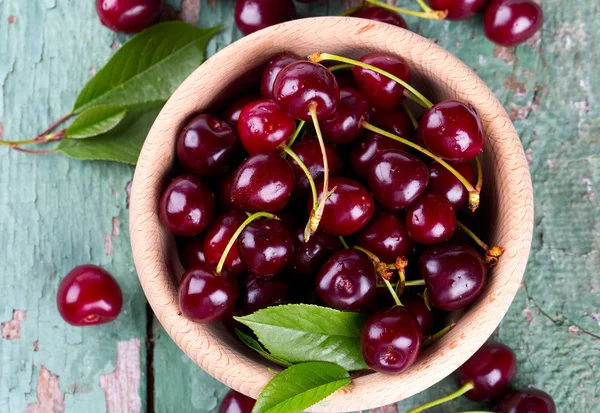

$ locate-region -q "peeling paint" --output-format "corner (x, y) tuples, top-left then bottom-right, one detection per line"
(504, 74), (527, 96)
(524, 307), (533, 323)
(569, 325), (581, 334)
(126, 181), (132, 208)
(494, 46), (516, 64)
(8, 16), (16, 24)
(180, 0), (201, 25)
(25, 366), (65, 413)
(89, 66), (96, 76)
(111, 38), (122, 50)
(33, 340), (39, 351)
(371, 404), (399, 413)
(0, 123), (4, 140)
(104, 217), (120, 256)
(100, 339), (142, 413)
(1, 309), (27, 339)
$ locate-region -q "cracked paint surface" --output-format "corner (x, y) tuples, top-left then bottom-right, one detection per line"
(1, 309), (27, 340)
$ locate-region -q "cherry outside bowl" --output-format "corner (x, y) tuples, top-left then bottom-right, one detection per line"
(130, 17), (533, 412)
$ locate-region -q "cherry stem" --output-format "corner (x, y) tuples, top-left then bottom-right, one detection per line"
(364, 0), (448, 20)
(327, 64), (354, 72)
(415, 0), (433, 13)
(353, 245), (403, 306)
(280, 145), (318, 212)
(0, 129), (66, 147)
(376, 279), (425, 288)
(456, 221), (505, 266)
(402, 102), (419, 130)
(422, 321), (456, 347)
(406, 381), (475, 413)
(339, 236), (350, 249)
(309, 52), (434, 109)
(286, 120), (305, 150)
(339, 2), (367, 16)
(216, 211), (279, 275)
(475, 156), (483, 193)
(423, 288), (432, 310)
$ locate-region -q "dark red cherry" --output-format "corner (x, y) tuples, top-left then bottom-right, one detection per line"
(234, 0), (295, 36)
(419, 100), (484, 162)
(402, 293), (436, 336)
(273, 61), (340, 121)
(361, 306), (422, 373)
(406, 190), (456, 245)
(428, 161), (477, 211)
(219, 389), (256, 413)
(218, 171), (238, 211)
(350, 132), (407, 178)
(455, 342), (517, 402)
(260, 52), (301, 100)
(231, 153), (294, 212)
(308, 177), (375, 236)
(223, 95), (260, 126)
(356, 6), (408, 29)
(204, 210), (248, 277)
(356, 208), (413, 263)
(159, 175), (216, 237)
(496, 389), (556, 413)
(368, 150), (429, 211)
(352, 53), (411, 109)
(178, 264), (237, 323)
(371, 105), (415, 139)
(316, 249), (377, 311)
(242, 274), (290, 314)
(238, 219), (294, 278)
(95, 0), (164, 33)
(288, 227), (340, 277)
(419, 244), (488, 310)
(57, 265), (123, 326)
(484, 0), (543, 47)
(177, 114), (239, 176)
(334, 69), (357, 89)
(428, 0), (489, 20)
(180, 235), (207, 269)
(321, 88), (371, 144)
(238, 99), (296, 154)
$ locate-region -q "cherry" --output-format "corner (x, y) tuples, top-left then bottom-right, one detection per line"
(159, 175), (216, 237)
(218, 171), (238, 211)
(204, 210), (248, 277)
(402, 293), (436, 336)
(238, 219), (294, 277)
(180, 235), (207, 269)
(350, 132), (407, 178)
(231, 153), (294, 212)
(370, 105), (414, 139)
(219, 389), (256, 413)
(237, 99), (296, 155)
(484, 0), (544, 47)
(333, 69), (357, 89)
(368, 150), (429, 211)
(352, 53), (411, 109)
(360, 306), (422, 373)
(260, 52), (301, 100)
(234, 0), (296, 36)
(307, 177), (375, 236)
(179, 264), (237, 323)
(56, 265), (123, 326)
(356, 6), (408, 29)
(177, 114), (240, 176)
(316, 249), (377, 312)
(419, 100), (484, 163)
(428, 161), (477, 211)
(288, 227), (340, 277)
(406, 190), (456, 245)
(321, 88), (371, 144)
(95, 0), (163, 33)
(223, 95), (260, 126)
(497, 389), (556, 413)
(356, 208), (413, 263)
(242, 274), (290, 314)
(418, 243), (488, 310)
(428, 0), (489, 20)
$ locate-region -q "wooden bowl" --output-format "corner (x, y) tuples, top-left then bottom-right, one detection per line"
(130, 17), (533, 412)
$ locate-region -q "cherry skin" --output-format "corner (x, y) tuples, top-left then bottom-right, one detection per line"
(496, 389), (556, 413)
(428, 160), (477, 211)
(204, 210), (248, 277)
(334, 69), (358, 89)
(242, 274), (290, 314)
(180, 235), (207, 269)
(223, 94), (260, 126)
(321, 88), (371, 144)
(231, 153), (294, 212)
(288, 227), (340, 277)
(368, 150), (429, 211)
(219, 389), (256, 413)
(418, 244), (488, 310)
(159, 175), (216, 237)
(237, 99), (296, 155)
(356, 208), (413, 263)
(95, 0), (164, 33)
(419, 100), (484, 162)
(356, 6), (408, 29)
(402, 293), (436, 336)
(484, 0), (544, 47)
(316, 249), (377, 312)
(454, 342), (517, 402)
(361, 306), (422, 373)
(260, 52), (301, 100)
(56, 265), (123, 326)
(308, 177), (375, 236)
(234, 0), (296, 36)
(406, 190), (457, 245)
(428, 0), (490, 20)
(238, 219), (294, 278)
(273, 61), (340, 121)
(218, 171), (238, 211)
(350, 132), (407, 178)
(370, 105), (415, 139)
(352, 53), (411, 109)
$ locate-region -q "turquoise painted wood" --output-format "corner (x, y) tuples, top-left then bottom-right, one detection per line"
(1, 1), (599, 412)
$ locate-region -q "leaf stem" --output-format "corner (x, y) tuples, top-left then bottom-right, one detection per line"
(402, 101), (419, 130)
(36, 112), (73, 138)
(423, 321), (456, 347)
(405, 381), (475, 413)
(339, 236), (349, 249)
(364, 0), (448, 19)
(280, 145), (318, 212)
(0, 129), (66, 147)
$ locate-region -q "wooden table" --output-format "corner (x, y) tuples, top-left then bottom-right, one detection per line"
(1, 1), (598, 412)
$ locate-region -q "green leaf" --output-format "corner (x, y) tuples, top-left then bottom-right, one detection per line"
(73, 22), (222, 112)
(235, 304), (368, 371)
(65, 105), (127, 139)
(253, 362), (350, 413)
(235, 329), (292, 368)
(57, 102), (164, 164)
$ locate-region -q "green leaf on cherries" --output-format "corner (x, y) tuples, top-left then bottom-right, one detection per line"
(235, 329), (292, 368)
(73, 22), (223, 112)
(252, 362), (350, 413)
(65, 105), (127, 139)
(235, 304), (368, 371)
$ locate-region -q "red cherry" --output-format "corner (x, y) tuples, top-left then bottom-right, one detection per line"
(402, 293), (436, 336)
(234, 0), (296, 36)
(428, 0), (490, 20)
(237, 99), (296, 154)
(260, 52), (301, 100)
(334, 69), (358, 89)
(406, 190), (457, 245)
(370, 105), (414, 139)
(180, 235), (207, 269)
(238, 219), (294, 278)
(242, 274), (290, 314)
(428, 161), (477, 211)
(204, 210), (248, 277)
(496, 389), (556, 413)
(223, 94), (260, 127)
(356, 208), (413, 263)
(218, 171), (239, 211)
(484, 0), (543, 47)
(95, 0), (164, 33)
(356, 7), (408, 29)
(350, 132), (407, 178)
(219, 390), (256, 413)
(288, 227), (340, 277)
(321, 88), (371, 144)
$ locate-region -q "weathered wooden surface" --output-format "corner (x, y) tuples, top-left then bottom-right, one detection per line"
(1, 0), (598, 412)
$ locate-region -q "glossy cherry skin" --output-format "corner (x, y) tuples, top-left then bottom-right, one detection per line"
(218, 171), (238, 211)
(219, 390), (256, 413)
(497, 389), (556, 413)
(368, 150), (429, 211)
(308, 177), (375, 236)
(350, 132), (407, 178)
(334, 70), (358, 89)
(419, 244), (488, 310)
(260, 52), (301, 100)
(231, 153), (294, 212)
(288, 227), (340, 277)
(371, 105), (415, 139)
(428, 161), (477, 211)
(428, 0), (489, 20)
(484, 0), (543, 47)
(95, 0), (164, 33)
(204, 210), (248, 277)
(273, 61), (340, 121)
(402, 293), (436, 336)
(361, 306), (422, 373)
(316, 249), (377, 311)
(321, 88), (371, 144)
(223, 94), (260, 126)
(178, 264), (237, 323)
(180, 235), (207, 269)
(455, 342), (517, 402)
(159, 175), (216, 237)
(237, 99), (296, 154)
(406, 190), (457, 245)
(356, 6), (408, 29)
(56, 265), (123, 326)
(242, 274), (290, 314)
(234, 0), (295, 36)
(356, 208), (413, 263)
(419, 100), (484, 162)
(238, 219), (294, 278)
(352, 53), (411, 109)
